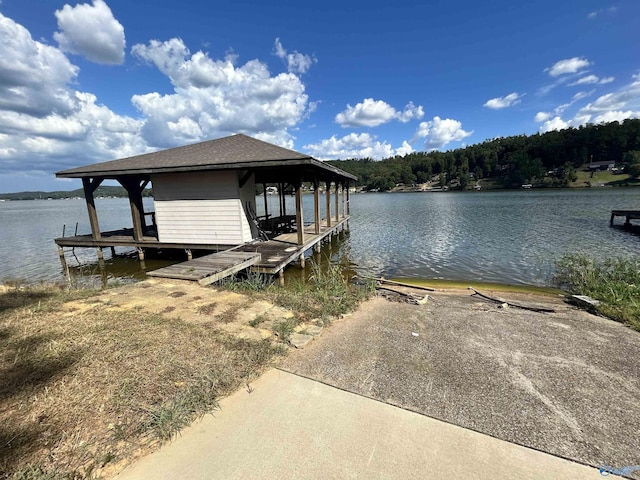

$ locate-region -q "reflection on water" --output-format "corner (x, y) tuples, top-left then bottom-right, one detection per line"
(1, 188), (639, 286)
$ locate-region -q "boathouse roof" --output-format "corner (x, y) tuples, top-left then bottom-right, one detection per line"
(56, 134), (356, 183)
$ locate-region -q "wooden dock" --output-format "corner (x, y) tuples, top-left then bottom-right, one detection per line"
(143, 215), (349, 284)
(147, 251), (261, 285)
(610, 210), (640, 227)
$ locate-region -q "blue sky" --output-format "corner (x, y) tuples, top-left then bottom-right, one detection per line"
(0, 0), (638, 192)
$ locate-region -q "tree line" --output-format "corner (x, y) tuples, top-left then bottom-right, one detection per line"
(327, 119), (640, 190)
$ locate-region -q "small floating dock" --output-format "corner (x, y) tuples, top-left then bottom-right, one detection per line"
(610, 210), (640, 227)
(147, 251), (261, 285)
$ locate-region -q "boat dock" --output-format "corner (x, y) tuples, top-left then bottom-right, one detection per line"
(610, 210), (640, 227)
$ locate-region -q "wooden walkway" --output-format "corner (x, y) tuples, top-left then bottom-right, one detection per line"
(147, 251), (261, 285)
(146, 216), (349, 284)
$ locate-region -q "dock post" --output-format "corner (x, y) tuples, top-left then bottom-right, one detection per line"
(137, 247), (146, 270)
(300, 254), (306, 269)
(57, 245), (70, 279)
(610, 212), (615, 226)
(186, 249), (193, 261)
(96, 247), (105, 266)
(278, 269), (285, 286)
(110, 246), (116, 257)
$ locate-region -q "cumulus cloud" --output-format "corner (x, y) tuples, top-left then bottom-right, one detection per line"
(0, 14), (79, 117)
(539, 116), (569, 133)
(534, 112), (550, 122)
(131, 37), (312, 148)
(335, 98), (424, 127)
(545, 57), (591, 77)
(54, 0), (125, 65)
(483, 92), (523, 109)
(303, 133), (410, 160)
(273, 38), (316, 74)
(412, 116), (472, 150)
(0, 13), (317, 183)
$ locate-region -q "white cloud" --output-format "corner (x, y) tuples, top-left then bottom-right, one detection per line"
(412, 116), (472, 150)
(545, 57), (591, 77)
(335, 98), (424, 127)
(0, 14), (79, 117)
(396, 102), (424, 123)
(303, 133), (410, 160)
(395, 141), (414, 157)
(569, 74), (615, 86)
(54, 0), (125, 65)
(0, 14), (317, 180)
(483, 92), (523, 109)
(131, 37), (312, 148)
(540, 116), (569, 133)
(273, 38), (316, 74)
(534, 112), (550, 122)
(588, 7), (617, 19)
(537, 75), (640, 132)
(569, 74), (598, 85)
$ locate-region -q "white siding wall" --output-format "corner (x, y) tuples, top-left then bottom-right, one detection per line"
(152, 171), (255, 245)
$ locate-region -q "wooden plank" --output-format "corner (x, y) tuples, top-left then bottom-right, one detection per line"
(198, 253), (261, 285)
(147, 251), (261, 282)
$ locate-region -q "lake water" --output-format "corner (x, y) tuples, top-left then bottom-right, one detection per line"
(1, 188), (638, 286)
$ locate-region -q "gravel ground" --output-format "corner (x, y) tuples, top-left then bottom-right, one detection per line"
(281, 290), (640, 477)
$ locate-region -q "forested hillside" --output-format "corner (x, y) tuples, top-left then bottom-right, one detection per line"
(328, 119), (640, 190)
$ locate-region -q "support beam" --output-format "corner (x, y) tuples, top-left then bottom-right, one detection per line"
(238, 170), (253, 188)
(119, 178), (147, 242)
(295, 181), (304, 246)
(82, 177), (103, 240)
(278, 268), (285, 286)
(335, 181), (340, 222)
(341, 182), (346, 219)
(325, 180), (332, 228)
(137, 247), (146, 270)
(346, 182), (351, 215)
(313, 180), (320, 235)
(263, 183), (268, 219)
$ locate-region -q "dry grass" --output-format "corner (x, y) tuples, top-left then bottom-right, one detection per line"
(0, 284), (284, 479)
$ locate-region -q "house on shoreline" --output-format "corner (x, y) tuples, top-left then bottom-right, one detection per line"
(55, 134), (356, 284)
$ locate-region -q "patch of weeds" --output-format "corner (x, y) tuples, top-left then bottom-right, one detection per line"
(10, 465), (67, 480)
(554, 254), (640, 331)
(220, 271), (272, 292)
(248, 313), (269, 328)
(215, 303), (244, 324)
(264, 259), (374, 324)
(140, 373), (221, 442)
(168, 291), (187, 298)
(273, 319), (295, 343)
(197, 302), (218, 315)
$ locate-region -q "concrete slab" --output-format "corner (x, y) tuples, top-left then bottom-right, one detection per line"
(282, 294), (640, 476)
(115, 369), (595, 480)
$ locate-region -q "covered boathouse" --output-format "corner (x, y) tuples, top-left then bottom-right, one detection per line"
(54, 134), (356, 284)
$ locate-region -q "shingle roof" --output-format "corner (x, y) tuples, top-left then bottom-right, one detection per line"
(56, 134), (356, 181)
